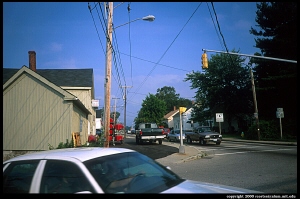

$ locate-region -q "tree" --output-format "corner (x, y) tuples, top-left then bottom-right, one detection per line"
(184, 50), (253, 133)
(155, 86), (193, 114)
(134, 94), (167, 128)
(155, 86), (180, 114)
(249, 2), (297, 135)
(177, 97), (193, 109)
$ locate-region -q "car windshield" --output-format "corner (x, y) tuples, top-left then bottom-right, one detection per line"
(83, 151), (184, 193)
(198, 127), (211, 132)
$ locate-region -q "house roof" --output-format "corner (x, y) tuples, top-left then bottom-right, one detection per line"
(3, 66), (91, 114)
(3, 67), (93, 87)
(173, 107), (193, 118)
(164, 109), (179, 119)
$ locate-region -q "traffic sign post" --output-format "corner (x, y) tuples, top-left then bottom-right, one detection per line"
(276, 108), (284, 139)
(216, 113), (223, 134)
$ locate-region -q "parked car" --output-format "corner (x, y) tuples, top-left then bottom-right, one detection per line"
(3, 147), (261, 193)
(130, 129), (136, 134)
(162, 128), (170, 138)
(186, 127), (222, 145)
(167, 130), (186, 142)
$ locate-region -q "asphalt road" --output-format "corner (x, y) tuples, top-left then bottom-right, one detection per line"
(109, 135), (177, 160)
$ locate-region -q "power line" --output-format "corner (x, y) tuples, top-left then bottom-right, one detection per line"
(127, 3), (202, 104)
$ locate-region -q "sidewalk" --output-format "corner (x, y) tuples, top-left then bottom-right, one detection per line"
(155, 138), (297, 165)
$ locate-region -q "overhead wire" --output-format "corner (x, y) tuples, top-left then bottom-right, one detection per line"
(206, 2), (225, 52)
(210, 2), (235, 65)
(127, 2), (134, 87)
(88, 2), (106, 55)
(127, 2), (202, 105)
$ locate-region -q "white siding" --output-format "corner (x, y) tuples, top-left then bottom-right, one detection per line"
(4, 74), (75, 150)
(67, 89), (96, 135)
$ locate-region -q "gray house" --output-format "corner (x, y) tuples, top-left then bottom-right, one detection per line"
(3, 51), (97, 152)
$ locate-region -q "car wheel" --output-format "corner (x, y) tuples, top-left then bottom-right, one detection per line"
(200, 138), (206, 145)
(187, 137), (192, 144)
(158, 139), (162, 145)
(216, 141), (221, 145)
(139, 139), (143, 144)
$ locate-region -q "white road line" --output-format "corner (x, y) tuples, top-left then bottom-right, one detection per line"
(214, 148), (293, 156)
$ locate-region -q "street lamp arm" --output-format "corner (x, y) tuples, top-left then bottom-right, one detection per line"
(113, 15), (155, 30)
(202, 49), (297, 64)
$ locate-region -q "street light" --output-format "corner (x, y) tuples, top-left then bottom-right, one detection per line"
(103, 2), (155, 148)
(113, 15), (155, 29)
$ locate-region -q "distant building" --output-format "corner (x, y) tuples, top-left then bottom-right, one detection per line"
(3, 51), (97, 152)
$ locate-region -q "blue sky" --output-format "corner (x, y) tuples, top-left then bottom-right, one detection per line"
(3, 2), (259, 127)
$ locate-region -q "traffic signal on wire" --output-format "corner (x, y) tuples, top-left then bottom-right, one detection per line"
(202, 52), (208, 69)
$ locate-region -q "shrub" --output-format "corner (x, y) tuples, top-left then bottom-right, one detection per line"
(246, 120), (280, 140)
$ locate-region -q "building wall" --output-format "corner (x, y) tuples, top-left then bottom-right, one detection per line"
(66, 89), (96, 135)
(72, 105), (89, 145)
(3, 73), (84, 151)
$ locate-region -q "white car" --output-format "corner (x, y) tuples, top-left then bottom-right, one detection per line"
(3, 147), (261, 193)
(168, 130), (186, 142)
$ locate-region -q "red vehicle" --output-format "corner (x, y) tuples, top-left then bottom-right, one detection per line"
(88, 118), (124, 145)
(159, 127), (170, 138)
(109, 118), (124, 145)
(163, 128), (171, 138)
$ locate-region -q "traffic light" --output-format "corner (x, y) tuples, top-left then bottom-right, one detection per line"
(201, 52), (208, 69)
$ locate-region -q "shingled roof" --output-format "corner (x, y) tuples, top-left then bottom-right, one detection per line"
(3, 67), (93, 87)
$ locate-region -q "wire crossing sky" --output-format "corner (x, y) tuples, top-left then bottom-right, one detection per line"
(3, 2), (259, 126)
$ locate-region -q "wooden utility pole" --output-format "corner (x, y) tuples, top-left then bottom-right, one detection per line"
(104, 2), (113, 148)
(250, 68), (260, 140)
(121, 85), (132, 138)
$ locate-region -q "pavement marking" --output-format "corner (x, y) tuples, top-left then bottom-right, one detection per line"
(213, 148), (294, 156)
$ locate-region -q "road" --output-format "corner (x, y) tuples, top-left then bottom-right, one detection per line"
(170, 140), (297, 193)
(111, 134), (297, 193)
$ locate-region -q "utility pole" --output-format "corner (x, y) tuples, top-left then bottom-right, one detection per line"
(202, 48), (296, 141)
(104, 2), (113, 148)
(121, 85), (132, 138)
(250, 68), (260, 140)
(102, 3), (154, 147)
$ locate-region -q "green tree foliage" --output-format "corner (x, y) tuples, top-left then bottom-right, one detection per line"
(249, 2), (297, 135)
(184, 50), (253, 132)
(155, 86), (193, 114)
(177, 97), (193, 109)
(134, 94), (167, 128)
(155, 86), (180, 114)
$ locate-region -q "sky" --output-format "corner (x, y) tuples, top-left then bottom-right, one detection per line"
(3, 2), (260, 128)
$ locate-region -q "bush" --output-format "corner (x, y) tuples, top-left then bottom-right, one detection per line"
(246, 120), (280, 140)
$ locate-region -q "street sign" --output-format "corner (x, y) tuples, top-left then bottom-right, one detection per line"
(276, 108), (284, 118)
(276, 111), (284, 118)
(216, 113), (224, 122)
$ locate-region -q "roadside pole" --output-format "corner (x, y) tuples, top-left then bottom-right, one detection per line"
(179, 107), (187, 154)
(202, 49), (296, 141)
(216, 113), (223, 134)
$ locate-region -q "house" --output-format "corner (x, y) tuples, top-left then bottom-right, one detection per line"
(3, 51), (97, 153)
(163, 106), (179, 129)
(172, 107), (200, 131)
(173, 107), (240, 134)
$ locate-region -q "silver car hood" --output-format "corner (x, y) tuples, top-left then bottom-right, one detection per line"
(162, 180), (262, 193)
